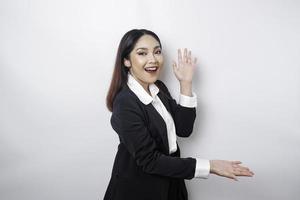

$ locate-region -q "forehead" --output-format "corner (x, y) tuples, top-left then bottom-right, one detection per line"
(134, 35), (160, 50)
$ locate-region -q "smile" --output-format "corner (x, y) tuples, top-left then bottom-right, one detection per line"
(144, 66), (158, 72)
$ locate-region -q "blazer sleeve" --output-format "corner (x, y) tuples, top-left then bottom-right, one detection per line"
(111, 93), (197, 180)
(156, 80), (196, 137)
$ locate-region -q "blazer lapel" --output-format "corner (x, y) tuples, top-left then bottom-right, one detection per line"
(145, 104), (169, 154)
(157, 92), (172, 114)
(124, 84), (172, 154)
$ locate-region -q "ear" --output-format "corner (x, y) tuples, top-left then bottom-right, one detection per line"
(124, 58), (131, 68)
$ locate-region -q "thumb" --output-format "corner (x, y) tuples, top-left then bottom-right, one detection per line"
(172, 60), (177, 71)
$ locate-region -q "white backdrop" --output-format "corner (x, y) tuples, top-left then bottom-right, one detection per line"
(1, 0), (299, 199)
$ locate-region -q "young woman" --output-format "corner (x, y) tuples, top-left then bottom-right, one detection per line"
(104, 29), (254, 200)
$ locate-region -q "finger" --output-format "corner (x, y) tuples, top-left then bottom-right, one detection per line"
(234, 163), (252, 172)
(172, 60), (177, 68)
(232, 161), (242, 165)
(172, 61), (178, 72)
(184, 48), (187, 62)
(233, 169), (254, 176)
(238, 166), (250, 171)
(232, 164), (248, 169)
(241, 169), (254, 174)
(188, 50), (192, 63)
(178, 49), (182, 64)
(233, 167), (241, 172)
(236, 171), (254, 177)
(226, 173), (238, 181)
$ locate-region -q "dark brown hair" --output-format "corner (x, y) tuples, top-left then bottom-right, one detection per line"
(106, 29), (162, 112)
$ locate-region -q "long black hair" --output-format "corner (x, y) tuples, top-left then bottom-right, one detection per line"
(106, 29), (162, 112)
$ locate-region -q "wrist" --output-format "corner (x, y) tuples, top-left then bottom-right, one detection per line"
(179, 81), (192, 96)
(179, 80), (192, 85)
(209, 160), (215, 174)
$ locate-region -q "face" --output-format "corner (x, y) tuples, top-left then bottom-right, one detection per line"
(124, 34), (163, 91)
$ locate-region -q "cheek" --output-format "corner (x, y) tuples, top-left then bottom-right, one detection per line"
(133, 58), (147, 68)
(158, 57), (164, 66)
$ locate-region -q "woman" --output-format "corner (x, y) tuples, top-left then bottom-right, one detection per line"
(104, 29), (254, 200)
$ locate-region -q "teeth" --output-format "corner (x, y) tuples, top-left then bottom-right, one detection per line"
(145, 67), (157, 71)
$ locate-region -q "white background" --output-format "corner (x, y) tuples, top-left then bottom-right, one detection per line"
(1, 0), (299, 199)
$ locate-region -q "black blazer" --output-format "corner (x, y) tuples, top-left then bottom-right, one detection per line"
(103, 80), (197, 200)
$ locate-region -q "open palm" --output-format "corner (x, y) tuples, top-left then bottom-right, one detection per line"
(172, 48), (197, 83)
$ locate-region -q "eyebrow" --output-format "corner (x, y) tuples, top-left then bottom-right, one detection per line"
(136, 46), (161, 51)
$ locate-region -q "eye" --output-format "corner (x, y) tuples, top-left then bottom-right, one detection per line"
(155, 50), (162, 54)
(137, 52), (147, 56)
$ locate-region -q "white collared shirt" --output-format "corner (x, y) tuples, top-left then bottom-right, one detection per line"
(127, 73), (210, 179)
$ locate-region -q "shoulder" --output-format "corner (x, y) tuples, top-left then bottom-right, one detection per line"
(112, 85), (144, 113)
(111, 85), (147, 126)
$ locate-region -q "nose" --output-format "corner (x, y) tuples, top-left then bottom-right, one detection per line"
(147, 53), (158, 63)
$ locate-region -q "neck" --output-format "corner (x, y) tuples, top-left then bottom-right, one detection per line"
(142, 84), (151, 96)
(129, 73), (151, 95)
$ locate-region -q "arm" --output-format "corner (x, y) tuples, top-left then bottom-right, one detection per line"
(111, 94), (197, 179)
(170, 48), (198, 137)
(156, 80), (196, 137)
(172, 49), (255, 180)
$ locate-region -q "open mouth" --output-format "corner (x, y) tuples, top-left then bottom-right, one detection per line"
(144, 66), (158, 72)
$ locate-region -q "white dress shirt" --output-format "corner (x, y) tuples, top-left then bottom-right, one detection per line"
(127, 73), (210, 179)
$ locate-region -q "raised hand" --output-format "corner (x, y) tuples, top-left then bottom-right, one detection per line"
(172, 48), (197, 83)
(209, 160), (255, 181)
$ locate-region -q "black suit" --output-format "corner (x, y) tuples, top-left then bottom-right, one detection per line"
(103, 80), (197, 200)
